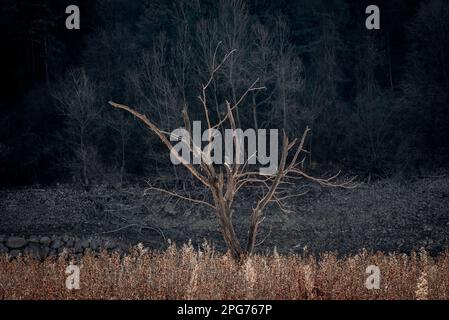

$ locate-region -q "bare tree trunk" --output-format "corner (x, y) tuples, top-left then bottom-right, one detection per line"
(44, 37), (50, 87)
(282, 89), (287, 130)
(80, 132), (89, 189)
(120, 133), (126, 187)
(229, 61), (241, 126)
(217, 205), (243, 260)
(387, 32), (394, 89)
(52, 67), (99, 189)
(246, 209), (261, 254)
(252, 93), (258, 131)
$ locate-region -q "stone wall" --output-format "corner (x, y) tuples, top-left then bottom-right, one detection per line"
(0, 235), (125, 259)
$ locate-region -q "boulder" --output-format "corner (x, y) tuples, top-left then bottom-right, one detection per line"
(0, 243), (8, 253)
(105, 240), (117, 250)
(90, 239), (100, 251)
(24, 244), (40, 258)
(6, 236), (27, 249)
(64, 236), (74, 247)
(80, 238), (90, 249)
(74, 241), (83, 254)
(38, 247), (50, 259)
(9, 250), (21, 258)
(28, 236), (40, 243)
(40, 236), (51, 245)
(118, 243), (130, 252)
(51, 240), (64, 250)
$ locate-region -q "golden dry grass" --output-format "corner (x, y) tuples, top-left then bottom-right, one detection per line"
(0, 243), (448, 300)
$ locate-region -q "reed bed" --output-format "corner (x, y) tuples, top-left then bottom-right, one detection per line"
(1, 243), (448, 300)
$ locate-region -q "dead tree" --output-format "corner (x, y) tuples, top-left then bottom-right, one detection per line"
(53, 67), (101, 188)
(109, 49), (354, 261)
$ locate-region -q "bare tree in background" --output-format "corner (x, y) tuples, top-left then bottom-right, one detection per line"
(103, 111), (133, 187)
(195, 0), (253, 126)
(399, 0), (449, 165)
(295, 8), (347, 165)
(194, 1), (304, 134)
(248, 22), (275, 130)
(53, 68), (101, 188)
(127, 34), (183, 173)
(217, 0), (249, 126)
(109, 49), (353, 260)
(272, 17), (304, 133)
(349, 34), (395, 174)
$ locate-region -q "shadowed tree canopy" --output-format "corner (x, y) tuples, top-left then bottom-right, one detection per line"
(1, 0), (448, 186)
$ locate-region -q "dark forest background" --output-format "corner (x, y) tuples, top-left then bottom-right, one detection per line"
(1, 0), (448, 187)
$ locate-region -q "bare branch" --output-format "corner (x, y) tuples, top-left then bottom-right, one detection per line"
(109, 101), (210, 187)
(144, 186), (215, 209)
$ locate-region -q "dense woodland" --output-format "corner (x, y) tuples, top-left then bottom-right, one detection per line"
(1, 0), (448, 187)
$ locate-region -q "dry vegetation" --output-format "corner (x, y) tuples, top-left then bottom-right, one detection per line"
(1, 243), (448, 300)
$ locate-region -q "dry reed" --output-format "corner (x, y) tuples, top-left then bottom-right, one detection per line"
(0, 243), (448, 300)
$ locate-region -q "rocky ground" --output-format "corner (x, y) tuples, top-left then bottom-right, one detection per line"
(1, 174), (449, 256)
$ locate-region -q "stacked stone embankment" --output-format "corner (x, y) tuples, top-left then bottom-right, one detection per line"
(0, 235), (123, 259)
